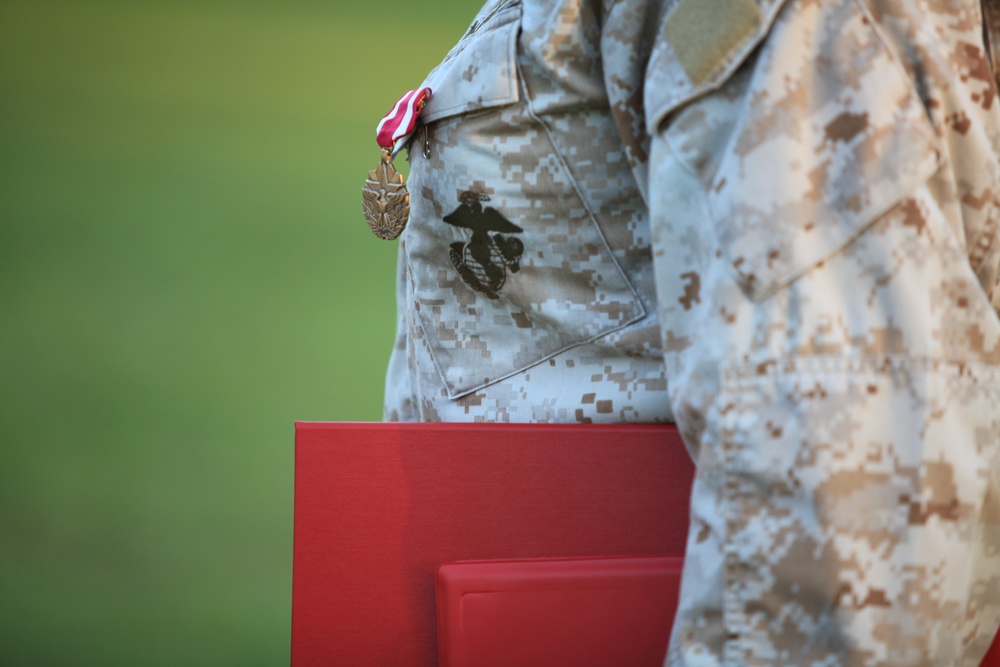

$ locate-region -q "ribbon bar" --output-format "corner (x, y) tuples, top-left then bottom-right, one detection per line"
(376, 87), (433, 151)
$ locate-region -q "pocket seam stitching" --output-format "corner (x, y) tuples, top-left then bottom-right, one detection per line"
(719, 369), (745, 664)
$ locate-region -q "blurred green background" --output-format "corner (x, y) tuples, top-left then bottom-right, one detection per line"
(0, 0), (475, 664)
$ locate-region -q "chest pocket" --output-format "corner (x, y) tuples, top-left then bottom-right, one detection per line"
(404, 0), (645, 399)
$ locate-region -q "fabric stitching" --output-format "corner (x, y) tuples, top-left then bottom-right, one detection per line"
(720, 368), (744, 666)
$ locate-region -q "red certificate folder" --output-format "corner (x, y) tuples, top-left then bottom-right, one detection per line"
(435, 555), (685, 667)
(291, 423), (694, 667)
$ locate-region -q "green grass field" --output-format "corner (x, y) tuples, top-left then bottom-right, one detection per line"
(0, 1), (476, 663)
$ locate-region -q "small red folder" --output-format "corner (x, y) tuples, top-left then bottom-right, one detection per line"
(291, 423), (693, 667)
(436, 555), (685, 667)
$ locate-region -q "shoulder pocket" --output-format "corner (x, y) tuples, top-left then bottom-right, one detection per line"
(652, 0), (942, 302)
(403, 0), (646, 399)
(644, 0), (789, 133)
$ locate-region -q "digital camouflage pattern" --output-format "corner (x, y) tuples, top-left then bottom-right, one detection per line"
(651, 0), (1000, 664)
(384, 0), (672, 422)
(383, 0), (1000, 663)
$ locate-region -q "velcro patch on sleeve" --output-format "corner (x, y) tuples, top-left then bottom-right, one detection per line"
(663, 0), (762, 87)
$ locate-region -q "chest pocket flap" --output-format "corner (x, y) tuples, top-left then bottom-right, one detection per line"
(419, 0), (522, 124)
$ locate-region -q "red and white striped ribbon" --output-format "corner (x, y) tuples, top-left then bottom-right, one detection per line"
(376, 87), (433, 151)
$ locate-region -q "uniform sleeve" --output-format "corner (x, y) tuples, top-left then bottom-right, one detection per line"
(645, 0), (1000, 664)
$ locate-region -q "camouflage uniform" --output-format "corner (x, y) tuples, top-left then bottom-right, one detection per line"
(384, 0), (1000, 664)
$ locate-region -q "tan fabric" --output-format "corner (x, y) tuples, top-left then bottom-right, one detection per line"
(383, 0), (1000, 663)
(984, 0), (1000, 90)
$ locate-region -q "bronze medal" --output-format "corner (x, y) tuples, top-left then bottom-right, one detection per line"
(362, 87), (432, 240)
(362, 148), (409, 240)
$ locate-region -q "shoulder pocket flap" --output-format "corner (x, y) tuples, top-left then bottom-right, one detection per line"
(645, 0), (787, 134)
(419, 2), (522, 124)
(704, 2), (942, 302)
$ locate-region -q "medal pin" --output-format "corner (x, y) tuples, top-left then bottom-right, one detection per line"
(362, 88), (432, 240)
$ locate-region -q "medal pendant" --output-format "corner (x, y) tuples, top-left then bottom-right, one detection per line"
(363, 87), (431, 240)
(362, 147), (409, 240)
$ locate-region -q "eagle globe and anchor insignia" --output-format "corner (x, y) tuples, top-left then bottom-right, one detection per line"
(444, 191), (524, 299)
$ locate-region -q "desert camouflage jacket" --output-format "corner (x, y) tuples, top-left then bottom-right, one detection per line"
(383, 0), (1000, 664)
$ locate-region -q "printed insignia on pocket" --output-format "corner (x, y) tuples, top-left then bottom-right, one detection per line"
(443, 190), (524, 299)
